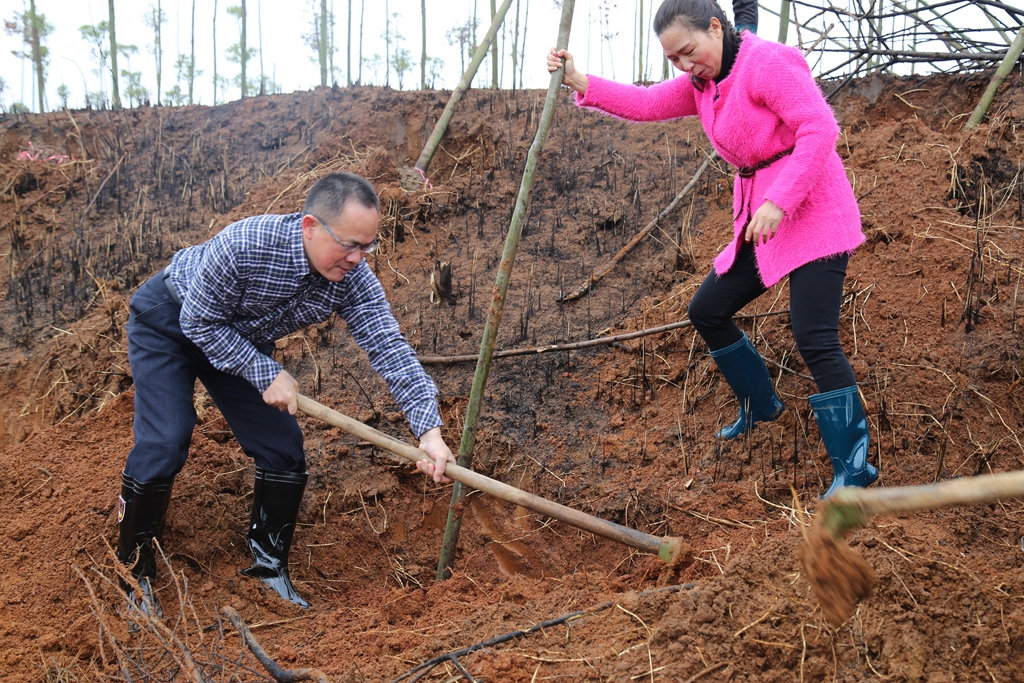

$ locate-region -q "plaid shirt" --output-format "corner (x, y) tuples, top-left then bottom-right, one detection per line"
(167, 212), (442, 437)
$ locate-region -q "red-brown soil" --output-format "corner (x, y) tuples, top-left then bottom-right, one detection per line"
(1, 69), (1022, 682)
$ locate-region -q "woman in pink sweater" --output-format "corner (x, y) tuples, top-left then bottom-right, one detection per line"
(547, 0), (876, 498)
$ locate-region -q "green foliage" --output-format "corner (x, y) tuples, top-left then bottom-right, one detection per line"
(10, 102), (31, 113)
(164, 84), (187, 105)
(6, 6), (55, 110)
(121, 69), (149, 106)
(5, 9), (54, 65)
(424, 56), (444, 89)
(445, 19), (477, 74)
(362, 54), (384, 84)
(86, 91), (109, 108)
(174, 54), (197, 82)
(225, 42), (258, 66)
(390, 47), (413, 90)
(56, 83), (69, 108)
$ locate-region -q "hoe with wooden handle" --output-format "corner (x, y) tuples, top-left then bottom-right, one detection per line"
(800, 470), (1024, 627)
(297, 394), (687, 563)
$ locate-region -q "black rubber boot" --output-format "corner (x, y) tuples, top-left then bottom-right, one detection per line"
(809, 385), (879, 498)
(241, 468), (310, 608)
(117, 471), (175, 619)
(709, 333), (785, 439)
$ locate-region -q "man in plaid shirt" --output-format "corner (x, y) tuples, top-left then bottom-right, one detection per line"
(117, 172), (453, 612)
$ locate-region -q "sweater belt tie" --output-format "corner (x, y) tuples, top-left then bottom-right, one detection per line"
(737, 147), (795, 178)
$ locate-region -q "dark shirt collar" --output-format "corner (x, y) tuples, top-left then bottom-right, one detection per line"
(715, 29), (742, 84)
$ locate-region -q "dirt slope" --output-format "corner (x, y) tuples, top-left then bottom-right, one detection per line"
(1, 70), (1022, 682)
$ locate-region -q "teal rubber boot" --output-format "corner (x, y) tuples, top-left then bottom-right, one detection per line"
(809, 385), (879, 498)
(710, 333), (785, 439)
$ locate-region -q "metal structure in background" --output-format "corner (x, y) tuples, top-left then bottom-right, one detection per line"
(769, 1), (1023, 80)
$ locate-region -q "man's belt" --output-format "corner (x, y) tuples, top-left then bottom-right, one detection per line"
(162, 265), (183, 305)
(737, 147), (795, 178)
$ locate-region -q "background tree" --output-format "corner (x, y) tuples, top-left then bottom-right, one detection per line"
(56, 82), (69, 109)
(489, 0), (498, 88)
(445, 19), (475, 75)
(121, 67), (148, 106)
(383, 0), (391, 87)
(4, 0), (54, 113)
(320, 0), (328, 86)
(258, 0), (265, 93)
(144, 1), (166, 105)
(226, 1), (254, 99)
(79, 21), (136, 108)
(303, 0), (331, 87)
(347, 0), (352, 85)
(420, 0), (426, 89)
(189, 0), (196, 103)
(108, 0), (121, 108)
(358, 0), (364, 84)
(213, 0), (218, 105)
(385, 12), (412, 89)
(167, 52), (201, 105)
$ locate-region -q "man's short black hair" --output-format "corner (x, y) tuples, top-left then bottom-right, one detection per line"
(303, 172), (380, 220)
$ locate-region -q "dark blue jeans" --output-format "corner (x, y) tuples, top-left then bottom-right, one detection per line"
(124, 274), (305, 482)
(688, 240), (857, 393)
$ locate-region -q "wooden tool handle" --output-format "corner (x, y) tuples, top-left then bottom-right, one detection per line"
(297, 395), (684, 562)
(833, 470), (1024, 518)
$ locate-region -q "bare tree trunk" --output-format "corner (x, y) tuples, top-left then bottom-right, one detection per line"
(156, 0), (163, 105)
(108, 0), (121, 109)
(518, 0), (528, 88)
(240, 0), (248, 98)
(29, 0), (45, 112)
(779, 0), (791, 44)
(358, 0), (364, 84)
(320, 0), (328, 86)
(347, 0), (352, 85)
(189, 0), (195, 104)
(489, 0), (498, 88)
(511, 0), (520, 91)
(213, 0), (218, 105)
(384, 0), (390, 87)
(329, 0), (335, 84)
(259, 0), (265, 93)
(420, 0), (426, 89)
(637, 0), (644, 82)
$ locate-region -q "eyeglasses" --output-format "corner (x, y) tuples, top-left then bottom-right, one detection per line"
(307, 212), (379, 254)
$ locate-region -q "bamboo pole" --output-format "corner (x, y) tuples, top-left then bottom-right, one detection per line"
(418, 310), (789, 364)
(296, 396), (685, 562)
(403, 0), (514, 188)
(966, 24), (1024, 129)
(778, 0), (792, 44)
(435, 0), (576, 581)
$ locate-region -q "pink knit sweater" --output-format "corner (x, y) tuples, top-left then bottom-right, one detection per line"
(577, 33), (863, 287)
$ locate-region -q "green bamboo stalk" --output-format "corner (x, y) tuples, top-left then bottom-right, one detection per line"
(966, 24), (1024, 129)
(778, 0), (791, 45)
(407, 0), (513, 185)
(435, 0), (576, 582)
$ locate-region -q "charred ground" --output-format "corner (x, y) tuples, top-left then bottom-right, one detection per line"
(1, 70), (1023, 682)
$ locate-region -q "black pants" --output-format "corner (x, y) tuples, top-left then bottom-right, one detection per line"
(124, 274), (306, 482)
(688, 241), (856, 393)
(732, 0), (758, 28)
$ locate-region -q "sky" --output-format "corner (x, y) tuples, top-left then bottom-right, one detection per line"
(1, 1), (1009, 112)
(0, 0), (786, 111)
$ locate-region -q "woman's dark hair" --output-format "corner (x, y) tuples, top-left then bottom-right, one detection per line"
(653, 0), (737, 91)
(303, 171), (380, 219)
